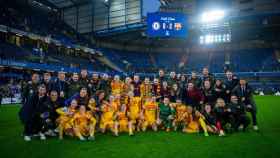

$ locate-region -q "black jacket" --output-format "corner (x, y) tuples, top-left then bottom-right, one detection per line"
(232, 84), (256, 109)
(227, 102), (246, 117)
(19, 94), (48, 123)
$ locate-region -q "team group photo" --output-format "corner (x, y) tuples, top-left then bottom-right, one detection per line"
(0, 0), (280, 158)
(19, 68), (259, 141)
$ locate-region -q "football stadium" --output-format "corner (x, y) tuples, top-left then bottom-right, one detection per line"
(0, 0), (280, 158)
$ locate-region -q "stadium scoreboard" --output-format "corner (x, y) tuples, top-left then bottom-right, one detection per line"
(147, 12), (188, 38)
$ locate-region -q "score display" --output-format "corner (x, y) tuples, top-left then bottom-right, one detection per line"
(146, 12), (188, 38)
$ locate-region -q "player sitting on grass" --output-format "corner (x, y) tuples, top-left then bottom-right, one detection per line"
(184, 106), (209, 137)
(72, 105), (96, 141)
(157, 97), (175, 132)
(115, 104), (133, 136)
(100, 98), (118, 136)
(201, 103), (219, 134)
(56, 99), (78, 140)
(214, 98), (232, 136)
(141, 96), (158, 132)
(127, 92), (142, 132)
(172, 99), (188, 132)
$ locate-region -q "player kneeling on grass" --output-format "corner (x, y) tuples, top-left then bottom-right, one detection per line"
(184, 106), (209, 137)
(157, 97), (175, 132)
(172, 99), (188, 132)
(127, 92), (142, 132)
(100, 99), (118, 136)
(141, 96), (158, 132)
(72, 105), (96, 141)
(115, 104), (134, 136)
(56, 99), (78, 139)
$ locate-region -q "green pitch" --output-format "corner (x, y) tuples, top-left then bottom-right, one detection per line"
(0, 96), (280, 158)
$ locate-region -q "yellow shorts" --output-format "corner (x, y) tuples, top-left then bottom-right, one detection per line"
(185, 121), (199, 133)
(129, 114), (140, 121)
(143, 117), (156, 127)
(119, 120), (128, 132)
(76, 124), (90, 136)
(174, 118), (187, 125)
(57, 116), (73, 129)
(100, 120), (114, 130)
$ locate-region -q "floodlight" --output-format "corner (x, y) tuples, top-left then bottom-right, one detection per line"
(201, 10), (225, 23)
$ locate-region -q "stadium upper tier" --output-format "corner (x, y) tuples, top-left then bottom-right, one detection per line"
(1, 4), (280, 75)
(100, 47), (280, 73)
(1, 38), (280, 75)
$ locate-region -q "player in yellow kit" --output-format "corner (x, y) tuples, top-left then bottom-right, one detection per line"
(111, 75), (124, 96)
(140, 77), (152, 103)
(56, 99), (78, 140)
(115, 104), (133, 136)
(172, 99), (188, 131)
(100, 98), (118, 136)
(72, 105), (97, 141)
(184, 106), (209, 137)
(127, 92), (142, 132)
(113, 94), (121, 110)
(142, 96), (158, 131)
(88, 98), (97, 112)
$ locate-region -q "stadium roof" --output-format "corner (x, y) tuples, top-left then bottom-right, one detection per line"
(47, 0), (90, 9)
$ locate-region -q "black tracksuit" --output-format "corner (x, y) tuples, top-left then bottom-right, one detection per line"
(214, 106), (235, 130)
(227, 102), (250, 131)
(19, 94), (48, 136)
(202, 88), (217, 107)
(232, 84), (258, 125)
(42, 98), (64, 130)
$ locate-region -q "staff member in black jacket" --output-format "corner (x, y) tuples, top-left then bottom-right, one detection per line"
(53, 71), (68, 101)
(224, 71), (239, 103)
(22, 73), (40, 104)
(42, 72), (53, 95)
(43, 90), (64, 136)
(19, 84), (48, 141)
(227, 95), (250, 131)
(202, 80), (217, 107)
(232, 79), (259, 131)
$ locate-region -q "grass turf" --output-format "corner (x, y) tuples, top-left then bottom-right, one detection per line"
(0, 96), (280, 158)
